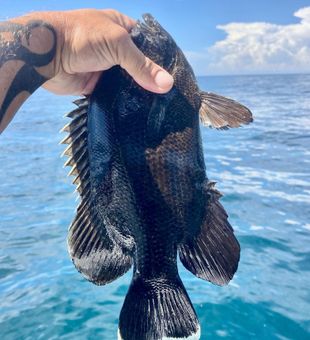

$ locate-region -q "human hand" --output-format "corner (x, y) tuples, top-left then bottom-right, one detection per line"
(0, 9), (174, 133)
(41, 9), (174, 95)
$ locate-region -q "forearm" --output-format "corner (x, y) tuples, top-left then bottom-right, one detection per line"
(0, 13), (62, 133)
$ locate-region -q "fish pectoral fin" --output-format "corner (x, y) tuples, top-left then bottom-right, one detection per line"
(68, 199), (132, 286)
(199, 91), (253, 129)
(179, 181), (240, 286)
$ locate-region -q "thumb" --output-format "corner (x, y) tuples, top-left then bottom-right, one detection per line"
(118, 35), (174, 94)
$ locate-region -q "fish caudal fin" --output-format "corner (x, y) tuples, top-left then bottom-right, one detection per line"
(179, 181), (240, 286)
(118, 276), (200, 340)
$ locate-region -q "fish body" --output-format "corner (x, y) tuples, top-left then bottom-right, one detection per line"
(61, 14), (252, 340)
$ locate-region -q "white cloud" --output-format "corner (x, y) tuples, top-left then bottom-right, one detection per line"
(185, 7), (310, 75)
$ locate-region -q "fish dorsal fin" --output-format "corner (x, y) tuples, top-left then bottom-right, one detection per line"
(61, 97), (132, 285)
(61, 97), (90, 196)
(199, 91), (253, 129)
(178, 180), (240, 286)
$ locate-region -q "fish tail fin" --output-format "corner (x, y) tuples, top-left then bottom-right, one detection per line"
(118, 275), (200, 340)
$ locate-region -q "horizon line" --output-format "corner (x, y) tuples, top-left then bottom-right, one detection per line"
(196, 72), (310, 77)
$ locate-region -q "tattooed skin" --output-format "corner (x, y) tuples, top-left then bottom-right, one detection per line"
(0, 20), (56, 129)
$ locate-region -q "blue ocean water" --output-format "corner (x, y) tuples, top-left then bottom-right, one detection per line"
(0, 74), (309, 339)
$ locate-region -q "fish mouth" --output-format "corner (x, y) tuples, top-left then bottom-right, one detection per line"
(142, 13), (158, 28)
(131, 13), (160, 37)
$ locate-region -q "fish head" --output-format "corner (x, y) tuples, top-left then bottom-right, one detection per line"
(131, 14), (253, 131)
(131, 14), (201, 111)
(130, 14), (202, 146)
(131, 14), (177, 74)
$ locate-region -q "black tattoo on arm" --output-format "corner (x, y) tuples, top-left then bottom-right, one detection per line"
(0, 20), (57, 129)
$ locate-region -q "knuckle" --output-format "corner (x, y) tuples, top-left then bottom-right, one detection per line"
(113, 30), (130, 64)
(115, 28), (129, 44)
(129, 56), (149, 77)
(103, 9), (121, 21)
(137, 57), (149, 73)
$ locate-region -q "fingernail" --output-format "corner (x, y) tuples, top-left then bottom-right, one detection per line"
(154, 70), (174, 91)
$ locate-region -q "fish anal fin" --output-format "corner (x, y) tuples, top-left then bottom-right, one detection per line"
(199, 91), (253, 129)
(179, 180), (240, 286)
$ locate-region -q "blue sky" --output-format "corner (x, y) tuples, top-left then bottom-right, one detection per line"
(1, 0), (310, 75)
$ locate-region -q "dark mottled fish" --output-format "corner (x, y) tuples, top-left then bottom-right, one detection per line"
(61, 14), (252, 340)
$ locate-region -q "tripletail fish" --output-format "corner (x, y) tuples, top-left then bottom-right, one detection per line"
(61, 14), (253, 340)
